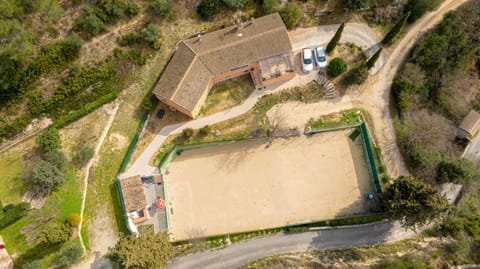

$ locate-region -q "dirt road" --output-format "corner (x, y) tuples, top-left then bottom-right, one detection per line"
(268, 0), (468, 178)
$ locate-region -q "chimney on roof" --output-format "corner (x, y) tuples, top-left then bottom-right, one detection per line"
(235, 18), (244, 37)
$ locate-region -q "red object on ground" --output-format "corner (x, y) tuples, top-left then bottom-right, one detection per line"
(156, 198), (165, 210)
(0, 244), (5, 250)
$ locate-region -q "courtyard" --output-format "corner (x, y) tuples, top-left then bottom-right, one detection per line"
(163, 128), (375, 241)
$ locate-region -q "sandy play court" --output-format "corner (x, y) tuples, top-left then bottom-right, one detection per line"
(164, 128), (374, 241)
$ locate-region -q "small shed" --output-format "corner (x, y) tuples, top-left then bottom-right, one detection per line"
(119, 175), (148, 223)
(0, 236), (13, 269)
(458, 110), (480, 139)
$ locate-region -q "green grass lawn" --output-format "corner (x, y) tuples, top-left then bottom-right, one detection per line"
(0, 168), (82, 267)
(0, 146), (29, 204)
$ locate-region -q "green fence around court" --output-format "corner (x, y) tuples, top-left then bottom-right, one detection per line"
(157, 123), (383, 237)
(359, 122), (382, 193)
(308, 122), (382, 193)
(159, 140), (241, 174)
(159, 138), (261, 237)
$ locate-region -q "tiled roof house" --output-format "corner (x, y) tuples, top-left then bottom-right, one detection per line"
(153, 13), (295, 118)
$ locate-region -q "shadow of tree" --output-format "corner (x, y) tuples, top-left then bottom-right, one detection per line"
(14, 242), (62, 268)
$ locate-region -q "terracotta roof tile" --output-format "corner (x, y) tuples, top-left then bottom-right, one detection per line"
(119, 176), (146, 212)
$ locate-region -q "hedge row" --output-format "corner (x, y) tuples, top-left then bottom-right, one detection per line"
(51, 91), (118, 129)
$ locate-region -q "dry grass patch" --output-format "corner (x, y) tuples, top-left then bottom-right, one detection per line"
(200, 75), (255, 116)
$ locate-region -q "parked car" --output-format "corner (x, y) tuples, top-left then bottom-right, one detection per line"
(314, 47), (327, 69)
(302, 48), (314, 73)
(156, 109), (165, 119)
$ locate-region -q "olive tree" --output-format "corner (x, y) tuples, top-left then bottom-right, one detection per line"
(108, 233), (173, 269)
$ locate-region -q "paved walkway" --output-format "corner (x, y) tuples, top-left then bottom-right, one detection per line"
(122, 23), (386, 179)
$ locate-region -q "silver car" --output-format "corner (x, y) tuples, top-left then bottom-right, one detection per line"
(314, 47), (327, 69)
(302, 48), (314, 73)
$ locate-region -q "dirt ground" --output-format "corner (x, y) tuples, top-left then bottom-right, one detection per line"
(165, 129), (374, 241)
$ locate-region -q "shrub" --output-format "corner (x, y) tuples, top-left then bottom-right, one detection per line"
(119, 48), (147, 65)
(366, 47), (382, 69)
(126, 2), (139, 17)
(69, 64), (81, 77)
(199, 125), (212, 136)
(117, 32), (142, 46)
(51, 91), (118, 129)
(57, 243), (83, 266)
(446, 234), (470, 259)
(142, 23), (161, 48)
(346, 64), (369, 85)
(197, 0), (221, 20)
(61, 33), (83, 60)
(343, 0), (369, 10)
(437, 158), (479, 184)
(142, 95), (158, 112)
(382, 12), (410, 45)
(75, 5), (106, 39)
(379, 254), (427, 269)
(279, 3), (302, 29)
(381, 175), (392, 184)
(45, 149), (68, 171)
(222, 0), (247, 8)
(326, 22), (345, 54)
(327, 57), (347, 77)
(37, 221), (72, 244)
(440, 216), (464, 236)
(182, 128), (195, 139)
(151, 0), (172, 17)
(32, 160), (65, 190)
(262, 0), (277, 14)
(36, 127), (61, 152)
(75, 145), (95, 166)
(67, 213), (81, 227)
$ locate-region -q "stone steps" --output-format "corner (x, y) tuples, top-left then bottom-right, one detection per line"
(316, 74), (337, 99)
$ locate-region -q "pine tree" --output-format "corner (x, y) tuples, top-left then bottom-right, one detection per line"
(366, 47), (382, 69)
(326, 22), (345, 54)
(382, 12), (410, 45)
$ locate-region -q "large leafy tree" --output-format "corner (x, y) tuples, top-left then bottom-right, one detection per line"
(36, 127), (61, 152)
(45, 149), (68, 171)
(109, 233), (173, 269)
(32, 160), (65, 190)
(381, 176), (449, 229)
(37, 221), (72, 245)
(57, 243), (83, 266)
